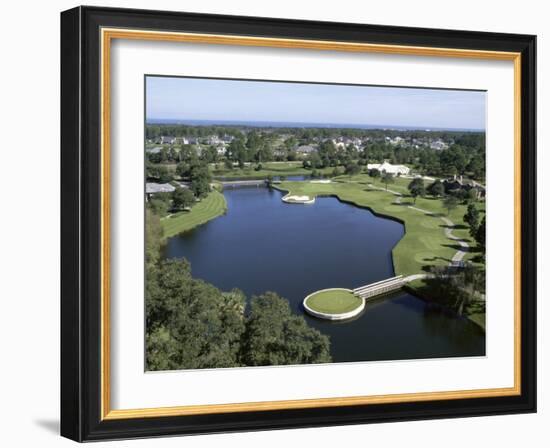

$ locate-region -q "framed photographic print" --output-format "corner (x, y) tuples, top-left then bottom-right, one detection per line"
(60, 6), (536, 442)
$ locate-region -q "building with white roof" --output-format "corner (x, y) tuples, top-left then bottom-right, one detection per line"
(367, 161), (410, 176)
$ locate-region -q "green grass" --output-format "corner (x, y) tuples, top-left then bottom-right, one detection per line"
(305, 289), (362, 314)
(161, 190), (227, 238)
(275, 178), (484, 276)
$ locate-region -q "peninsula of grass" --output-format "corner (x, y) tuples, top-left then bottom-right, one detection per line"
(275, 176), (483, 276)
(161, 190), (227, 238)
(305, 289), (362, 315)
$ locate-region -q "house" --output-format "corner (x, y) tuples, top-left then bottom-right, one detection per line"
(296, 145), (317, 154)
(145, 182), (175, 201)
(430, 140), (449, 151)
(272, 149), (287, 158)
(443, 175), (486, 199)
(160, 136), (176, 145)
(145, 146), (163, 154)
(367, 161), (410, 176)
(388, 136), (405, 146)
(330, 139), (346, 150)
(205, 135), (222, 145)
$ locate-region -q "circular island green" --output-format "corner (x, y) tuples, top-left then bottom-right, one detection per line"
(303, 288), (364, 321)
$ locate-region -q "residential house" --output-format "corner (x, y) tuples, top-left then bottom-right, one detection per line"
(145, 182), (175, 201)
(160, 135), (176, 145)
(296, 145), (317, 155)
(443, 175), (486, 199)
(430, 140), (449, 151)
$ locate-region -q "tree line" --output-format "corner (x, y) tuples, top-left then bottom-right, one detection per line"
(147, 125), (485, 181)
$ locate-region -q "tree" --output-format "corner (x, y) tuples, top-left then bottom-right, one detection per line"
(147, 163), (173, 183)
(241, 292), (331, 366)
(318, 141), (338, 167)
(306, 152), (323, 169)
(175, 161), (190, 178)
(172, 187), (195, 211)
(463, 203), (480, 233)
(201, 146), (219, 164)
(407, 178), (425, 204)
(148, 197), (170, 216)
(466, 188), (479, 203)
(467, 156), (485, 180)
(332, 166), (343, 177)
(368, 168), (380, 179)
(345, 163), (361, 176)
(227, 139), (247, 168)
(443, 195), (459, 215)
(145, 208), (162, 270)
(425, 265), (484, 317)
(189, 163), (212, 198)
(440, 146), (469, 175)
(284, 136), (298, 150)
(428, 180), (445, 198)
(146, 259), (246, 370)
(475, 216), (486, 251)
(382, 172), (394, 191)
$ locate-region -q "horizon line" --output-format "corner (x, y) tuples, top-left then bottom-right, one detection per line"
(146, 118), (485, 133)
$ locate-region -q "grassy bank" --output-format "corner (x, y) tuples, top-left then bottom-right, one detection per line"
(276, 177), (482, 276)
(161, 190), (227, 238)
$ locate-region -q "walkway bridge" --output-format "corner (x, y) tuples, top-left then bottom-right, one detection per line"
(220, 179), (267, 188)
(352, 275), (409, 302)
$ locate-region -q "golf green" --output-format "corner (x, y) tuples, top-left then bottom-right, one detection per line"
(305, 289), (362, 314)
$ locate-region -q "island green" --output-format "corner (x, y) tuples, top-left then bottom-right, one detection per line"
(305, 289), (362, 314)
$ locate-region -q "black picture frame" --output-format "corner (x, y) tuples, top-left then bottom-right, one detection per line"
(61, 5), (536, 442)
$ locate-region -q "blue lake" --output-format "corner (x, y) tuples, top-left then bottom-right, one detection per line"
(162, 186), (485, 363)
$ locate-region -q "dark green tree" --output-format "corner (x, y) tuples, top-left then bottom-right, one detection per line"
(332, 166), (343, 177)
(145, 208), (162, 270)
(172, 187), (195, 211)
(407, 178), (426, 204)
(475, 216), (486, 251)
(345, 163), (361, 176)
(175, 161), (190, 179)
(443, 195), (459, 215)
(382, 172), (395, 191)
(146, 259), (246, 371)
(428, 180), (445, 198)
(241, 292), (331, 366)
(368, 168), (380, 179)
(189, 163), (212, 198)
(463, 203), (480, 233)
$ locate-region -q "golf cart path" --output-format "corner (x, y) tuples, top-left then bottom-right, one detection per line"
(367, 183), (469, 265)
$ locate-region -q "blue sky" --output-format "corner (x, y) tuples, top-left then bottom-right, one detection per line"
(146, 76), (486, 130)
